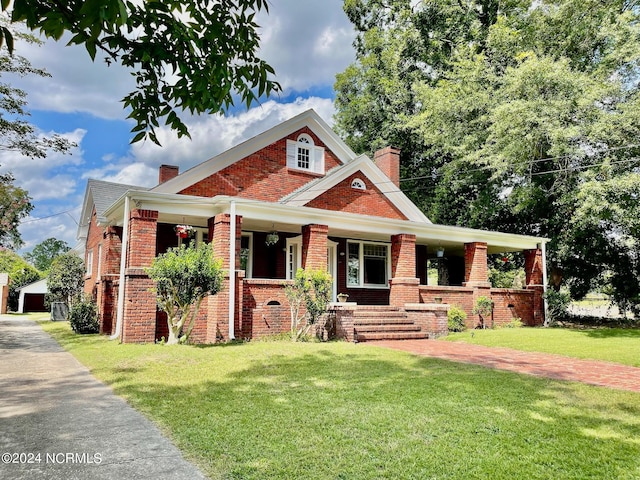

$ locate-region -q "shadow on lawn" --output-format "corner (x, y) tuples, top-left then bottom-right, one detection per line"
(105, 344), (640, 480)
(574, 328), (640, 339)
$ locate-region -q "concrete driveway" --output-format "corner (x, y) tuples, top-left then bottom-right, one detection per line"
(0, 314), (207, 480)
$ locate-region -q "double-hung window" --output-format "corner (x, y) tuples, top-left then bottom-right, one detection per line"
(286, 134), (325, 174)
(347, 241), (390, 288)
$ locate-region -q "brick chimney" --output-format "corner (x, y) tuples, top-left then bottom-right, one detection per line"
(374, 147), (400, 188)
(158, 164), (179, 184)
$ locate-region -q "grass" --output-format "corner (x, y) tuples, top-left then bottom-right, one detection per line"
(444, 327), (640, 367)
(35, 316), (640, 480)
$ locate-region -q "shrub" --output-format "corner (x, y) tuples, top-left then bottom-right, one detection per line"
(69, 298), (99, 334)
(447, 305), (467, 332)
(544, 289), (571, 325)
(499, 318), (523, 329)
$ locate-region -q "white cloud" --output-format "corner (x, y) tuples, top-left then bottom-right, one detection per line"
(8, 1), (355, 119)
(258, 0), (355, 93)
(127, 97), (336, 173)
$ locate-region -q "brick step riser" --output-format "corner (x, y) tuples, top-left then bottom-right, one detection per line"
(355, 325), (422, 333)
(352, 312), (407, 319)
(354, 319), (413, 326)
(356, 332), (429, 342)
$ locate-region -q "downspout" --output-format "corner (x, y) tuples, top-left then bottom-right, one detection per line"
(228, 200), (236, 340)
(111, 195), (130, 340)
(540, 241), (549, 326)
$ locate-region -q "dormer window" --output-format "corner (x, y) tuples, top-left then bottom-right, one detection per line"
(286, 134), (325, 174)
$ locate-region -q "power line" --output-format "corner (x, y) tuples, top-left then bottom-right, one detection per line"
(22, 209), (78, 225)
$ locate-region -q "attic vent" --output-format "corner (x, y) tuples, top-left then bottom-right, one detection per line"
(266, 300), (281, 306)
(351, 178), (366, 190)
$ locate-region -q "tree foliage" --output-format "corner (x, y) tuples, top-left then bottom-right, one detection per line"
(335, 0), (640, 312)
(24, 237), (70, 272)
(0, 19), (75, 158)
(146, 244), (223, 345)
(2, 0), (280, 145)
(284, 268), (333, 341)
(0, 172), (32, 249)
(47, 252), (84, 307)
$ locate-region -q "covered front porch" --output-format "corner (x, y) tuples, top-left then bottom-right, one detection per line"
(100, 193), (547, 343)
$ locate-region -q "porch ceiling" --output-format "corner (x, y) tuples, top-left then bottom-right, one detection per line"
(105, 192), (547, 255)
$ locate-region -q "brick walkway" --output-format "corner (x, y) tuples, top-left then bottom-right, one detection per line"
(370, 339), (640, 392)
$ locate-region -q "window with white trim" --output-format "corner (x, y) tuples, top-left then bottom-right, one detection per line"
(347, 241), (390, 288)
(86, 249), (93, 277)
(286, 134), (325, 174)
(240, 233), (253, 278)
(351, 178), (366, 190)
(286, 236), (302, 280)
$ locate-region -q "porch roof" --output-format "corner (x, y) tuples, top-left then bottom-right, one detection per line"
(103, 191), (548, 254)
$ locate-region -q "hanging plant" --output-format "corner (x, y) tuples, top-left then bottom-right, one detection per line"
(175, 224), (194, 239)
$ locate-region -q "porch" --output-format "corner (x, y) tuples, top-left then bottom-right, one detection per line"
(96, 194), (547, 343)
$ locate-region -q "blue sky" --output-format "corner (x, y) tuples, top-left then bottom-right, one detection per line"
(0, 0), (355, 255)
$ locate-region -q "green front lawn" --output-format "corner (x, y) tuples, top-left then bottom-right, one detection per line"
(39, 319), (640, 480)
(444, 327), (640, 367)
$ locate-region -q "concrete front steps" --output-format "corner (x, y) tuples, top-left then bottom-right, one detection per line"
(353, 306), (429, 342)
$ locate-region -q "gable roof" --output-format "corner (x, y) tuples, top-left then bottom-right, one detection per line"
(151, 109), (358, 195)
(280, 154), (431, 223)
(77, 179), (148, 241)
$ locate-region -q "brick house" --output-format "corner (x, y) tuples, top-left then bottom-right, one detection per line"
(78, 109), (548, 343)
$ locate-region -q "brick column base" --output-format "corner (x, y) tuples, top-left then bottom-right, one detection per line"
(389, 277), (420, 307)
(121, 269), (157, 343)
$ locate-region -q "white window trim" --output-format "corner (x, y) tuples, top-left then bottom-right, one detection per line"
(97, 244), (102, 279)
(285, 235), (303, 280)
(86, 249), (93, 277)
(346, 240), (391, 289)
(240, 232), (253, 279)
(286, 136), (325, 174)
(351, 178), (366, 190)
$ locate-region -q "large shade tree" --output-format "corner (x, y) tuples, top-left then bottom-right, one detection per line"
(335, 0), (640, 313)
(1, 0), (280, 144)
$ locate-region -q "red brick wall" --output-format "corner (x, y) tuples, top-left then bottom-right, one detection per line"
(121, 209), (159, 343)
(391, 234), (416, 277)
(464, 242), (490, 287)
(179, 127), (341, 200)
(302, 224), (328, 270)
(491, 289), (537, 326)
(84, 207), (103, 295)
(121, 270), (156, 343)
(98, 276), (119, 335)
(241, 279), (293, 338)
(418, 285), (540, 328)
(305, 172), (408, 220)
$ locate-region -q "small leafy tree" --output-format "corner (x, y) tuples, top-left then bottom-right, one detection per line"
(544, 289), (571, 326)
(146, 244), (223, 345)
(472, 296), (494, 329)
(285, 268), (333, 341)
(447, 305), (467, 333)
(24, 238), (70, 272)
(47, 252), (84, 309)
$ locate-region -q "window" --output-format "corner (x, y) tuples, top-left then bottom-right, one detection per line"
(346, 241), (390, 288)
(297, 136), (311, 169)
(286, 134), (325, 174)
(240, 233), (253, 278)
(86, 249), (93, 277)
(351, 178), (366, 190)
(286, 236), (302, 280)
